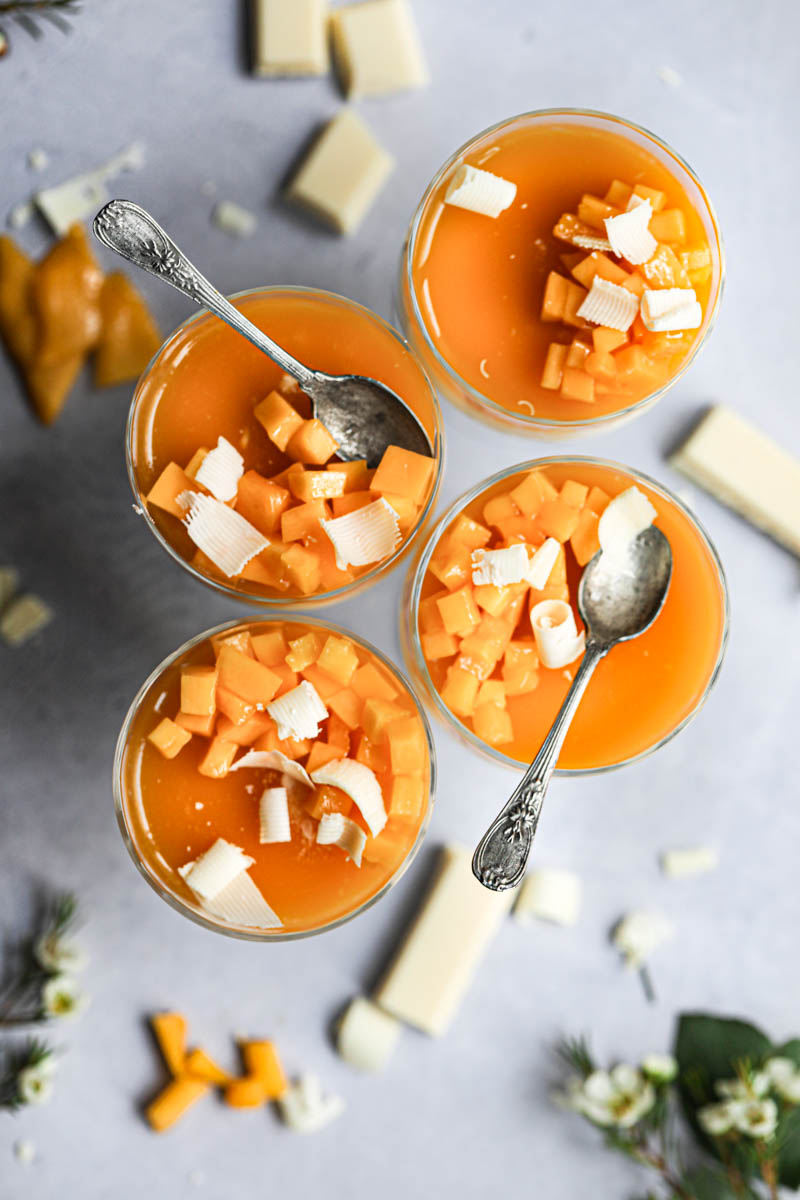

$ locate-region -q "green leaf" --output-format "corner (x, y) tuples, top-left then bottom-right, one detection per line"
(674, 1014), (772, 1105)
(777, 1105), (800, 1191)
(773, 1039), (800, 1069)
(680, 1166), (757, 1199)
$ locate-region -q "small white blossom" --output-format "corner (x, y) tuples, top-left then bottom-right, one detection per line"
(34, 933), (86, 974)
(733, 1098), (778, 1140)
(699, 1100), (740, 1136)
(765, 1057), (800, 1104)
(567, 1064), (656, 1129)
(612, 911), (675, 968)
(716, 1072), (769, 1101)
(42, 975), (88, 1020)
(17, 1064), (54, 1106)
(641, 1053), (678, 1083)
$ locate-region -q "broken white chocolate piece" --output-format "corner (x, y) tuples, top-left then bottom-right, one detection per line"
(310, 758), (386, 837)
(661, 845), (719, 878)
(330, 0), (428, 98)
(374, 844), (515, 1036)
(179, 839), (254, 901)
(513, 868), (582, 927)
(287, 109), (394, 236)
(267, 680), (328, 742)
(28, 148), (49, 171)
(604, 199), (657, 265)
(612, 910), (675, 968)
(572, 232), (613, 252)
(641, 287), (702, 331)
(230, 748), (313, 787)
(0, 594), (52, 646)
(259, 787), (291, 844)
(577, 277), (639, 332)
(321, 497), (401, 569)
(211, 201), (257, 239)
(278, 1074), (345, 1133)
(252, 0), (328, 76)
(0, 566), (19, 612)
(316, 812), (367, 867)
(525, 537), (561, 590)
(670, 405), (800, 556)
(193, 436), (244, 501)
(182, 492), (268, 578)
(35, 142), (145, 235)
(444, 164), (517, 219)
(598, 486), (657, 559)
(530, 599), (585, 669)
(202, 870), (282, 929)
(336, 996), (401, 1072)
(471, 544), (529, 587)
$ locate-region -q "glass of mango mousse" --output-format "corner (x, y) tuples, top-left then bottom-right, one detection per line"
(404, 458), (729, 773)
(398, 109), (724, 436)
(114, 616), (435, 939)
(128, 287), (443, 605)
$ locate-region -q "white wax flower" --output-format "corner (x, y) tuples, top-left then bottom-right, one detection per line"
(641, 1053), (678, 1083)
(34, 933), (86, 974)
(568, 1064), (655, 1129)
(17, 1064), (54, 1106)
(42, 975), (88, 1020)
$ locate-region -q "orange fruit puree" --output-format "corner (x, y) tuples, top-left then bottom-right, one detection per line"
(410, 120), (715, 422)
(119, 619), (432, 935)
(415, 461), (726, 771)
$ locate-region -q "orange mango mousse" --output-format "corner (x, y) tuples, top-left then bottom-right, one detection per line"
(408, 119), (717, 423)
(412, 461), (726, 771)
(118, 620), (433, 935)
(130, 289), (439, 601)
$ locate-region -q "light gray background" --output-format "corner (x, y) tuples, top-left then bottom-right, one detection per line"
(2, 2), (799, 1196)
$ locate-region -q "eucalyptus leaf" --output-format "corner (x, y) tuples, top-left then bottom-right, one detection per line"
(680, 1166), (758, 1199)
(773, 1039), (800, 1069)
(674, 1014), (772, 1104)
(777, 1105), (800, 1191)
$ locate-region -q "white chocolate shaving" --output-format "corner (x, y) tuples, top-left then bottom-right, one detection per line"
(572, 233), (613, 252)
(266, 680), (328, 742)
(211, 201), (257, 238)
(278, 1074), (345, 1133)
(321, 498), (401, 570)
(35, 142), (145, 235)
(577, 277), (640, 331)
(444, 164), (517, 219)
(201, 870), (282, 929)
(179, 839), (254, 901)
(598, 486), (657, 559)
(526, 538), (561, 590)
(316, 812), (367, 868)
(471, 544), (529, 587)
(336, 996), (402, 1072)
(229, 749), (313, 787)
(514, 868), (582, 927)
(661, 846), (719, 878)
(193, 436), (244, 501)
(604, 198), (657, 265)
(259, 787), (291, 843)
(530, 599), (585, 669)
(310, 758), (386, 837)
(641, 287), (702, 331)
(182, 492), (268, 577)
(613, 910), (675, 968)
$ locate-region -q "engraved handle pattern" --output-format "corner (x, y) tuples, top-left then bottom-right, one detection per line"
(93, 200), (315, 387)
(472, 643), (606, 892)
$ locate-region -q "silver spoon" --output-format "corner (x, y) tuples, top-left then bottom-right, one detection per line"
(472, 527), (673, 892)
(92, 199), (434, 468)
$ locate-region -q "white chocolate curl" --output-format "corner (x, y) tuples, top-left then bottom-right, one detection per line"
(530, 599), (585, 669)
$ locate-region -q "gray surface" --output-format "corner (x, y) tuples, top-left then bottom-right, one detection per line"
(1, 2), (799, 1196)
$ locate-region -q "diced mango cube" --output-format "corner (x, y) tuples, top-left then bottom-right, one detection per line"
(631, 183), (666, 212)
(421, 630), (458, 660)
(180, 666), (217, 717)
(604, 179), (633, 208)
(235, 470), (290, 537)
(239, 1040), (287, 1099)
(198, 737), (238, 778)
(418, 590), (448, 633)
(440, 665), (480, 717)
(146, 462), (196, 519)
(472, 583), (514, 617)
(388, 774), (425, 822)
(184, 448), (209, 480)
(385, 716), (426, 773)
(562, 281), (589, 328)
(592, 326), (628, 354)
(316, 635), (359, 686)
(216, 645), (281, 705)
(560, 367), (595, 404)
(211, 630), (255, 659)
(326, 711), (351, 752)
(353, 731), (387, 773)
(287, 463), (346, 503)
(472, 703), (514, 747)
(560, 480), (589, 508)
(215, 686), (255, 726)
(476, 679), (506, 707)
(216, 711), (275, 746)
(286, 418), (338, 465)
(483, 493), (519, 527)
(640, 245), (691, 289)
(350, 661), (398, 702)
(280, 499), (328, 543)
(577, 194), (617, 229)
(148, 717), (192, 759)
(510, 469), (557, 516)
(541, 271), (569, 322)
(380, 492), (417, 531)
(305, 740), (343, 774)
(649, 209), (687, 244)
(614, 344), (662, 388)
(285, 632), (323, 672)
(502, 639), (540, 695)
(299, 663), (341, 701)
(175, 710), (216, 737)
(570, 507), (601, 566)
(326, 459), (369, 490)
(571, 252), (629, 289)
(537, 498), (581, 542)
(565, 338), (591, 369)
(361, 697), (406, 743)
(436, 585), (481, 637)
(448, 514), (492, 551)
(270, 661), (300, 698)
(250, 629), (288, 668)
(331, 490), (374, 517)
(327, 687), (364, 730)
(361, 820), (409, 869)
(541, 342), (568, 390)
(585, 351), (617, 383)
(371, 445), (434, 505)
(280, 544), (321, 594)
(428, 544), (471, 592)
(586, 485), (611, 515)
(254, 390), (304, 452)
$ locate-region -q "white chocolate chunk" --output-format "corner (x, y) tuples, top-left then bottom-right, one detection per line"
(613, 910), (675, 968)
(661, 845), (719, 878)
(202, 870), (282, 929)
(514, 868), (582, 927)
(259, 787), (291, 844)
(7, 201), (33, 230)
(182, 492), (268, 578)
(35, 142), (145, 235)
(0, 594), (52, 645)
(230, 748), (313, 787)
(471, 544), (529, 587)
(525, 537), (561, 590)
(179, 839), (254, 901)
(211, 201), (257, 239)
(330, 0), (428, 98)
(336, 996), (402, 1072)
(641, 287), (702, 331)
(252, 0), (328, 76)
(316, 812), (367, 867)
(0, 566), (19, 611)
(287, 109), (394, 236)
(670, 405), (800, 556)
(28, 148), (49, 171)
(598, 486), (657, 558)
(310, 758), (386, 837)
(572, 233), (613, 252)
(278, 1074), (345, 1133)
(193, 436), (244, 501)
(604, 198), (657, 265)
(267, 680), (328, 742)
(530, 599), (585, 669)
(374, 844), (515, 1036)
(321, 498), (401, 570)
(444, 164), (516, 219)
(577, 277), (639, 331)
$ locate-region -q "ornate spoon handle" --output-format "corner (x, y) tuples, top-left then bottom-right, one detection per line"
(472, 643), (607, 891)
(92, 199), (316, 388)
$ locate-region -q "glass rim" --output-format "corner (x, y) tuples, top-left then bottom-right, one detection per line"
(403, 106), (727, 432)
(113, 613), (438, 941)
(125, 284), (445, 608)
(406, 454), (730, 776)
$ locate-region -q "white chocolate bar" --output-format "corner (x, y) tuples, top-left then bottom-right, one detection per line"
(330, 0), (428, 98)
(251, 0), (328, 77)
